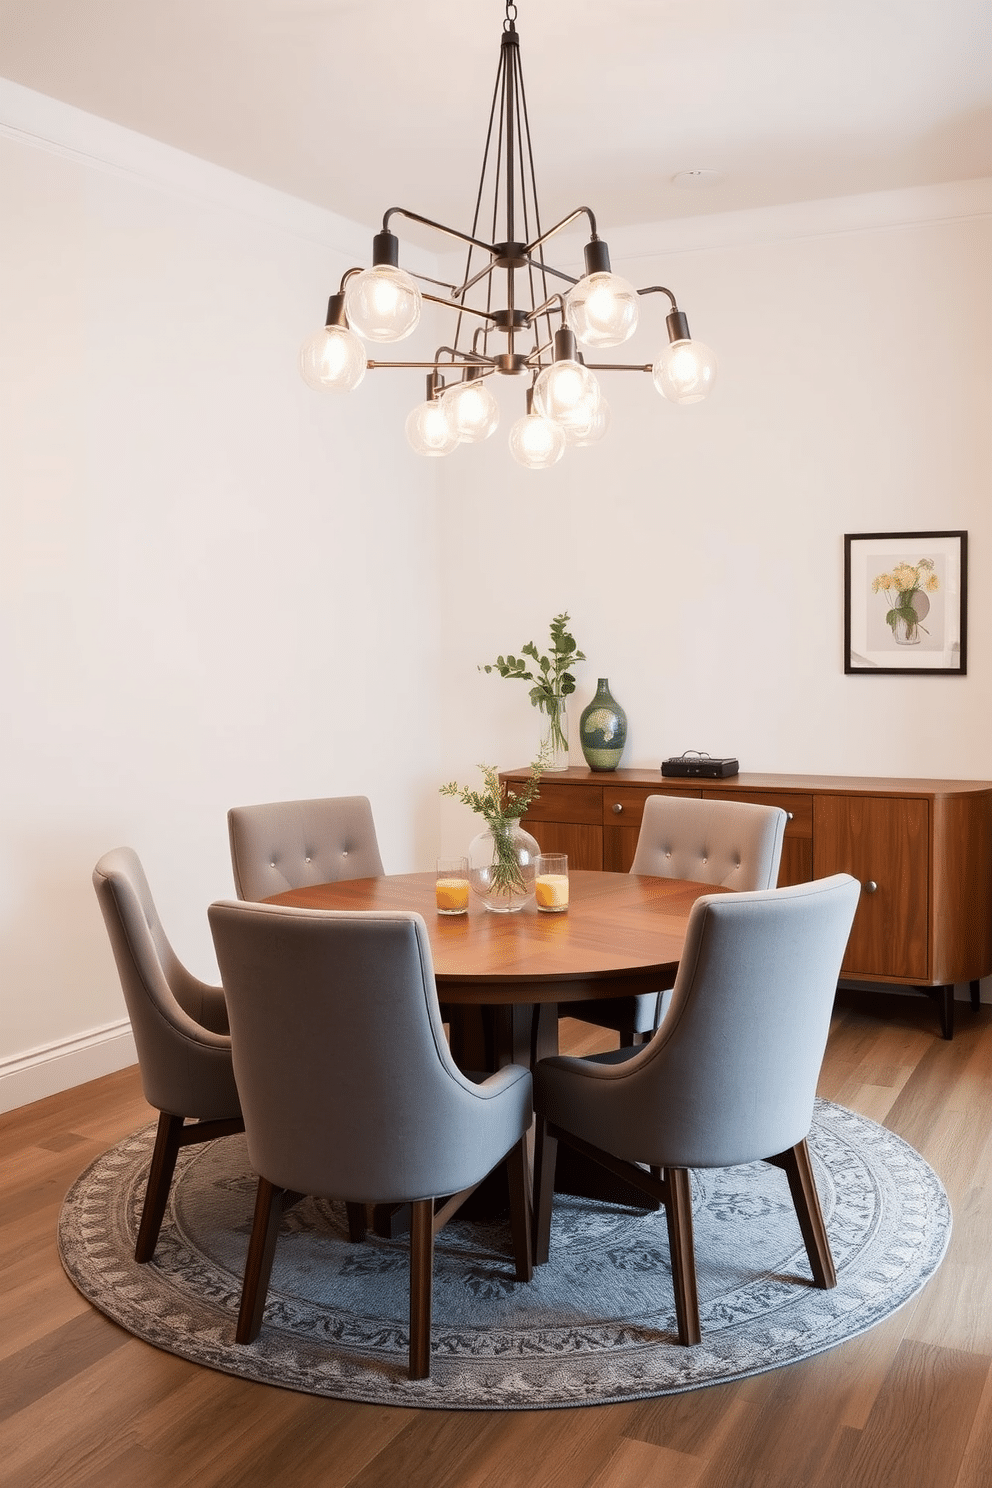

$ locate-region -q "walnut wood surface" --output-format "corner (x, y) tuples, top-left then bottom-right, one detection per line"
(505, 767), (992, 990)
(266, 870), (718, 1005)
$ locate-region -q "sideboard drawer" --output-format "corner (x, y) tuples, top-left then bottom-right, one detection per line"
(527, 781), (603, 825)
(602, 784), (700, 828)
(703, 789), (813, 838)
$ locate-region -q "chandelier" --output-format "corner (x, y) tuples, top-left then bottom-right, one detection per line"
(300, 0), (716, 469)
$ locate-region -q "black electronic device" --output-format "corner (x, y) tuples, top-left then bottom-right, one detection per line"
(661, 751), (740, 779)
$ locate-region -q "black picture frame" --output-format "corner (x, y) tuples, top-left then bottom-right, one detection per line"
(844, 531), (967, 675)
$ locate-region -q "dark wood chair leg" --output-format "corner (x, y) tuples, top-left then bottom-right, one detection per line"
(408, 1198), (434, 1380)
(773, 1139), (837, 1290)
(345, 1202), (367, 1242)
(506, 1135), (533, 1282)
(135, 1112), (184, 1263)
(939, 985), (954, 1040)
(237, 1178), (289, 1344)
(971, 979), (981, 1012)
(664, 1166), (701, 1346)
(532, 1116), (558, 1266)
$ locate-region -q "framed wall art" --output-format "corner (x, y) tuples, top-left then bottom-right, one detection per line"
(844, 531), (967, 675)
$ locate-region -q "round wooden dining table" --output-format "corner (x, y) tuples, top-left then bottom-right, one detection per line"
(267, 868), (718, 1069)
(267, 869), (718, 1221)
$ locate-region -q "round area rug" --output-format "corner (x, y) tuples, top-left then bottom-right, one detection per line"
(58, 1100), (950, 1410)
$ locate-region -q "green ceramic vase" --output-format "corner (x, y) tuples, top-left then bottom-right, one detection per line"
(579, 678), (627, 771)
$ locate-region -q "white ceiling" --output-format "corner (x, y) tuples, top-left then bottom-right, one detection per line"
(2, 0), (989, 232)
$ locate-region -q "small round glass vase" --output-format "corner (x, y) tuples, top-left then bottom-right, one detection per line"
(468, 819), (540, 913)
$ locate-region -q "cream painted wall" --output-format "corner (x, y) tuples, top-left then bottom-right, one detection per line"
(435, 184), (991, 799)
(2, 81), (990, 1110)
(0, 86), (443, 1108)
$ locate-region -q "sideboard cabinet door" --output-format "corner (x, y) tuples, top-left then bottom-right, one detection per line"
(520, 781), (604, 869)
(813, 795), (930, 981)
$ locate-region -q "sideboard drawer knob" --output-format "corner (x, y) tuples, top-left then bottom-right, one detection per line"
(787, 811), (794, 821)
(864, 880), (878, 894)
(611, 802), (623, 814)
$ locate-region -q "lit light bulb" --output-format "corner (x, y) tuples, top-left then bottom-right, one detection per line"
(440, 379), (500, 443)
(299, 325), (367, 392)
(565, 272), (640, 348)
(533, 359), (601, 433)
(345, 264), (422, 343)
(405, 399), (459, 457)
(652, 340), (718, 404)
(566, 398), (611, 447)
(509, 412), (566, 469)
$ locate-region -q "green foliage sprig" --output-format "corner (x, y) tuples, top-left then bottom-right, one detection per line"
(480, 612), (586, 713)
(440, 759), (546, 897)
(439, 760), (543, 830)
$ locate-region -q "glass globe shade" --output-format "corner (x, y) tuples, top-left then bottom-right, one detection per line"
(565, 398), (611, 447)
(532, 359), (601, 433)
(299, 325), (367, 392)
(565, 272), (640, 348)
(345, 264), (422, 343)
(652, 340), (718, 404)
(405, 400), (459, 457)
(508, 412), (566, 469)
(440, 379), (500, 443)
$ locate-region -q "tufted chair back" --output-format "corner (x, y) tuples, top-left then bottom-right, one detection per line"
(630, 794), (787, 889)
(560, 793), (788, 1044)
(227, 795), (384, 902)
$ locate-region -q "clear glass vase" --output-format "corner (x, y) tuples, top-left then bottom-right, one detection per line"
(468, 819), (541, 913)
(539, 695), (569, 772)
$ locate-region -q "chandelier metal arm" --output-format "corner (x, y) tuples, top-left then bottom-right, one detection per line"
(382, 207), (498, 258)
(637, 285), (679, 310)
(420, 291), (502, 323)
(367, 359), (496, 372)
(525, 207), (598, 258)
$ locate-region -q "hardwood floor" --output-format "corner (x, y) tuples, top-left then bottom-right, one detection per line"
(2, 990), (991, 1487)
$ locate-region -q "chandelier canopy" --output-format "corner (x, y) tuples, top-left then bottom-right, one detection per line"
(300, 1), (717, 468)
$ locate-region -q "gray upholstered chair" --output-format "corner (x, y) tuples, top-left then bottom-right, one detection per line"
(207, 899), (534, 1379)
(92, 847), (243, 1263)
(561, 794), (788, 1045)
(227, 795), (384, 902)
(534, 873), (860, 1346)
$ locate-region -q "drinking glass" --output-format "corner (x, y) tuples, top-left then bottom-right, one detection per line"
(535, 854), (569, 913)
(436, 856), (470, 915)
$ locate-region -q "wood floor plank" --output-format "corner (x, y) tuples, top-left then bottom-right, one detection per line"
(816, 1339), (991, 1488)
(581, 1435), (706, 1487)
(0, 1310), (130, 1424)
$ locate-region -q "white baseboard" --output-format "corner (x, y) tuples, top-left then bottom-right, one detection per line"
(0, 1020), (137, 1115)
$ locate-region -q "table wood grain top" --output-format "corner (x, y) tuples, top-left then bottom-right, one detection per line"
(266, 869), (719, 1005)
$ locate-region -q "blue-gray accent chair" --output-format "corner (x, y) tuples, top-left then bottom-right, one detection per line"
(561, 793), (788, 1045)
(535, 873), (861, 1346)
(92, 847), (243, 1263)
(208, 899), (534, 1379)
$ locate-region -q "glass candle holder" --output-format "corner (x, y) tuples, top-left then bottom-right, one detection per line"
(436, 857), (470, 915)
(534, 854), (569, 913)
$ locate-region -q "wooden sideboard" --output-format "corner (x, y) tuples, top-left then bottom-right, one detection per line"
(502, 766), (992, 1038)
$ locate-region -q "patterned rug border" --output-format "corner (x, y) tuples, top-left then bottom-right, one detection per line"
(58, 1099), (951, 1410)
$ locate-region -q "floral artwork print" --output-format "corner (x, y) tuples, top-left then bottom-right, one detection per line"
(871, 557), (939, 645)
(844, 531), (966, 675)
